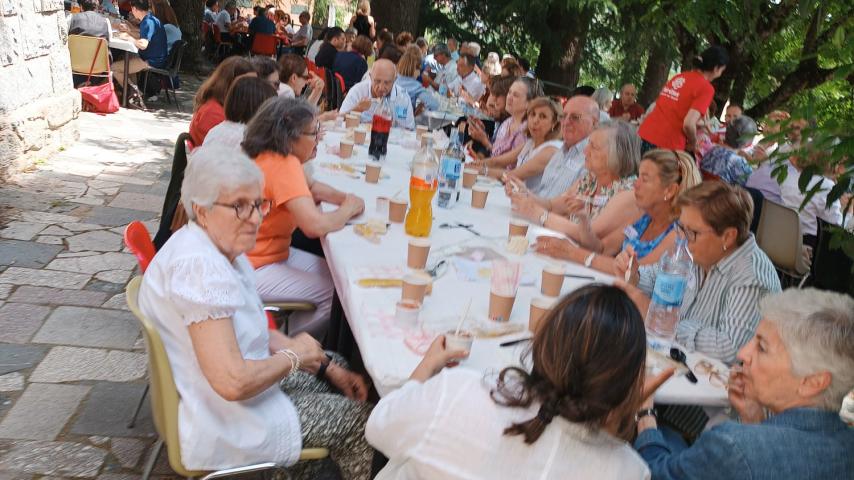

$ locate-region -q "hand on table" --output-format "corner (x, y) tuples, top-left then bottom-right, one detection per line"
(342, 194), (365, 217)
(410, 335), (469, 382)
(326, 363), (369, 401)
(511, 192), (545, 223)
(503, 174), (528, 197)
(728, 365), (765, 423)
(534, 236), (575, 261)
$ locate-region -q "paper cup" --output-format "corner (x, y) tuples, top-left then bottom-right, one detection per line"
(365, 161), (382, 184)
(471, 185), (489, 209)
(509, 219), (529, 239)
(339, 139), (354, 158)
(389, 198), (408, 223)
(529, 297), (555, 334)
(407, 238), (431, 269)
(401, 272), (431, 303)
(345, 114), (360, 129)
(354, 128), (367, 145)
(541, 264), (565, 297)
(444, 330), (473, 360)
(488, 291), (516, 322)
(463, 168), (479, 189)
(416, 125), (428, 139)
(395, 299), (421, 330)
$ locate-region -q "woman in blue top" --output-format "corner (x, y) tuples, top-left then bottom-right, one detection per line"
(535, 149), (701, 275)
(394, 45), (439, 113)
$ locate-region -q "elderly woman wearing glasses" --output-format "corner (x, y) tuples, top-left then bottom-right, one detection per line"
(138, 148), (373, 478)
(638, 288), (854, 479)
(616, 181), (781, 364)
(243, 97), (365, 340)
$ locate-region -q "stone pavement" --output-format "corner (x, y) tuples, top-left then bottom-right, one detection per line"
(0, 83), (199, 479)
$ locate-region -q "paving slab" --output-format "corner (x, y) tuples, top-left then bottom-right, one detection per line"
(0, 267), (91, 290)
(14, 211), (81, 224)
(70, 382), (155, 438)
(0, 240), (64, 269)
(0, 373), (24, 392)
(109, 438), (148, 469)
(28, 346), (146, 383)
(60, 223), (110, 232)
(32, 306), (139, 349)
(45, 252), (137, 275)
(66, 231), (124, 253)
(0, 344), (49, 376)
(35, 236), (64, 245)
(0, 304), (52, 344)
(0, 383), (90, 440)
(0, 285), (11, 300)
(7, 286), (109, 307)
(107, 193), (163, 213)
(101, 293), (129, 311)
(0, 440), (107, 477)
(77, 206), (156, 228)
(0, 222), (46, 242)
(84, 279), (127, 295)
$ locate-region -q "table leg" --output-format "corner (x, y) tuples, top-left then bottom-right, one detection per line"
(121, 54), (130, 108)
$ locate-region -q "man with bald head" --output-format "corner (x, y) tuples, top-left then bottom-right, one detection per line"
(608, 83), (644, 121)
(532, 95), (600, 199)
(340, 59), (415, 129)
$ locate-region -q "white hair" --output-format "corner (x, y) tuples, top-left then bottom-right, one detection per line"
(760, 288), (854, 411)
(467, 41), (481, 56)
(181, 146), (264, 221)
(484, 52), (501, 76)
(591, 87), (613, 111)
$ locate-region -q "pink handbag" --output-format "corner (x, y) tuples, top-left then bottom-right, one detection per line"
(78, 39), (120, 114)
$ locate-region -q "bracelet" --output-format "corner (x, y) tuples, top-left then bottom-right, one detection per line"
(275, 348), (300, 376)
(584, 252), (596, 268)
(635, 407), (657, 422)
(316, 353), (333, 379)
(538, 209), (549, 226)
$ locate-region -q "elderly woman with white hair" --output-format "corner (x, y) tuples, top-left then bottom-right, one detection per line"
(511, 121), (641, 244)
(638, 288), (854, 479)
(138, 147), (374, 479)
(591, 87), (613, 123)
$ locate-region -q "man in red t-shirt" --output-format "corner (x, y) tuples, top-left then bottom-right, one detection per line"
(638, 45), (729, 153)
(608, 83), (645, 121)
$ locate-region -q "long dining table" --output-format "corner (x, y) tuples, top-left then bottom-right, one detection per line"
(312, 121), (731, 408)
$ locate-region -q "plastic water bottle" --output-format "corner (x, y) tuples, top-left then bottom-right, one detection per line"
(404, 137), (439, 237)
(645, 237), (693, 353)
(437, 128), (464, 208)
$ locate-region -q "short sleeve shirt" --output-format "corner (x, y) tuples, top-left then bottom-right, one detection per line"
(637, 71), (715, 150)
(138, 12), (168, 67)
(247, 152), (312, 268)
(609, 101), (645, 121)
(188, 99), (225, 146)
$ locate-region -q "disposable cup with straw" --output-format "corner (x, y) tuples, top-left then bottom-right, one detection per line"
(488, 260), (521, 322)
(446, 298), (473, 360)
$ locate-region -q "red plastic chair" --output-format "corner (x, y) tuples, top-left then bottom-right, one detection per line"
(334, 72), (347, 94)
(250, 33), (279, 57)
(124, 221), (157, 273)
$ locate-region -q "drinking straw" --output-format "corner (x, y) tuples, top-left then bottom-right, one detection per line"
(625, 254), (634, 282)
(455, 297), (473, 336)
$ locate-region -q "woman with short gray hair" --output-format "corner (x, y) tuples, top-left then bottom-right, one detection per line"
(591, 87), (613, 123)
(512, 121), (642, 244)
(637, 287), (854, 479)
(139, 147), (374, 479)
(243, 97), (365, 340)
(700, 114), (757, 185)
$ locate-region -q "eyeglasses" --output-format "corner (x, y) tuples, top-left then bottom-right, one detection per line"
(675, 221), (716, 242)
(302, 124), (320, 139)
(212, 199), (272, 220)
(563, 113), (585, 123)
(695, 360), (729, 389)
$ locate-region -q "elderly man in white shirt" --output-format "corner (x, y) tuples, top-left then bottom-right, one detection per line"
(780, 157), (843, 238)
(448, 53), (485, 102)
(425, 43), (458, 92)
(340, 59), (415, 130)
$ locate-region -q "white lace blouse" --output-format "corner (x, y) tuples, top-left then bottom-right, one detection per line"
(516, 138), (563, 191)
(138, 222), (302, 470)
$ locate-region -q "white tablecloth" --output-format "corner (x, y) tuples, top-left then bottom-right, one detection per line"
(313, 124), (730, 407)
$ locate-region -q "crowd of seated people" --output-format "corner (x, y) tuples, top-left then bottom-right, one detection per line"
(138, 7), (854, 476)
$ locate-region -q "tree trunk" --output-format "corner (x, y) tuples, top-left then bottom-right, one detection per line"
(673, 23), (697, 72)
(172, 0), (204, 72)
(638, 41), (672, 108)
(372, 0), (422, 35)
(535, 4), (593, 95)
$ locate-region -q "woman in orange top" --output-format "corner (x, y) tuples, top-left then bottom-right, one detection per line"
(188, 57), (255, 146)
(243, 96), (365, 340)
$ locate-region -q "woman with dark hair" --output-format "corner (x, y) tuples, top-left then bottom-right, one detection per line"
(334, 34), (373, 91)
(188, 56), (255, 145)
(700, 115), (757, 185)
(202, 76), (277, 148)
(366, 285), (655, 479)
(277, 53), (324, 105)
(638, 45), (729, 154)
(465, 75), (514, 157)
(243, 97), (364, 340)
(250, 56), (280, 90)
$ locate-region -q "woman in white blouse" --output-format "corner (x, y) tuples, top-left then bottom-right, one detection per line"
(492, 97), (563, 191)
(139, 147), (373, 479)
(366, 284), (661, 479)
(203, 76), (277, 149)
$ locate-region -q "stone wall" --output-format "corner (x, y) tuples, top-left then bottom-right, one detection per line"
(0, 0), (80, 182)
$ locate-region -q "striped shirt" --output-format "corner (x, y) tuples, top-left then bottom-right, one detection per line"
(638, 235), (781, 364)
(532, 138), (588, 199)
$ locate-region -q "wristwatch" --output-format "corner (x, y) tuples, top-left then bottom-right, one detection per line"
(635, 407), (657, 422)
(584, 252), (596, 268)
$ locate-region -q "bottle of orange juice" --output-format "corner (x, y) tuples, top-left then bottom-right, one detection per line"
(405, 137), (439, 237)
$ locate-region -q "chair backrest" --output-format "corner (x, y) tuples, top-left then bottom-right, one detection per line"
(68, 34), (110, 76)
(211, 23), (224, 43)
(755, 198), (809, 275)
(334, 72), (346, 94)
(810, 218), (854, 295)
(124, 221), (156, 272)
(251, 33), (278, 56)
(126, 277), (203, 477)
(153, 132), (192, 250)
(166, 40), (188, 76)
(744, 186), (765, 234)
